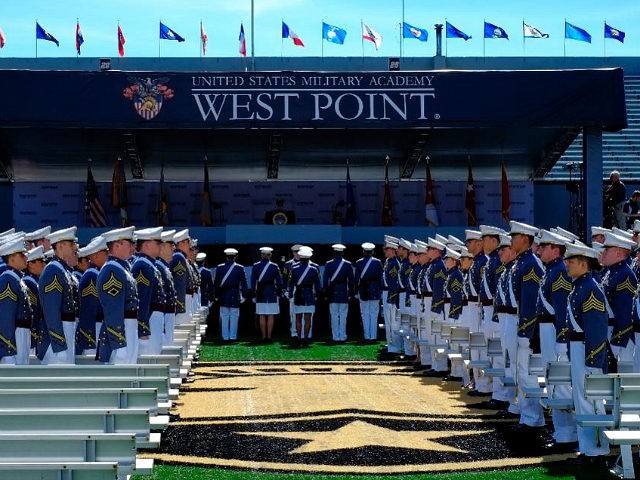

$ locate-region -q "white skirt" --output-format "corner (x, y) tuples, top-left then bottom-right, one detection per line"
(294, 305), (315, 314)
(256, 302), (280, 315)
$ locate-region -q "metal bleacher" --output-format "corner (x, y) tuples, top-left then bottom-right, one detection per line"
(543, 76), (640, 181)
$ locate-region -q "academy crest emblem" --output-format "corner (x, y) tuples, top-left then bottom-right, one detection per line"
(123, 77), (174, 120)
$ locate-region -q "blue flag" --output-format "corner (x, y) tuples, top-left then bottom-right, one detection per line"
(36, 22), (59, 46)
(160, 22), (185, 42)
(322, 22), (346, 44)
(446, 22), (470, 40)
(484, 21), (508, 39)
(605, 23), (625, 43)
(565, 21), (591, 43)
(402, 22), (428, 41)
(344, 162), (357, 226)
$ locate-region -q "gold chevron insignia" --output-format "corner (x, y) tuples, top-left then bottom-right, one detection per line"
(26, 289), (37, 305)
(450, 279), (463, 292)
(616, 277), (636, 294)
(582, 291), (606, 313)
(44, 275), (64, 294)
(0, 284), (17, 302)
(434, 271), (447, 280)
(173, 262), (186, 276)
(81, 281), (99, 298)
(522, 268), (541, 284)
(136, 271), (150, 287)
(102, 272), (123, 297)
(551, 275), (573, 293)
(496, 264), (505, 275)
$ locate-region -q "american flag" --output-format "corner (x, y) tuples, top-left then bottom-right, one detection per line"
(84, 163), (107, 227)
(465, 160), (477, 226)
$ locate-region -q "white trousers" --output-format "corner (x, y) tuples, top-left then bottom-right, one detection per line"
(163, 313), (175, 345)
(516, 337), (545, 427)
(360, 300), (379, 340)
(42, 320), (77, 365)
(175, 311), (191, 326)
(289, 299), (297, 337)
(330, 303), (349, 341)
(186, 294), (194, 315)
(15, 327), (31, 365)
(0, 355), (16, 364)
(570, 341), (609, 456)
(551, 342), (578, 443)
(476, 305), (494, 393)
(467, 303), (484, 387)
(635, 333), (640, 372)
(139, 311), (165, 355)
(611, 342), (635, 362)
(501, 313), (519, 414)
(418, 298), (431, 365)
(220, 307), (239, 340)
(384, 302), (399, 353)
(109, 318), (139, 365)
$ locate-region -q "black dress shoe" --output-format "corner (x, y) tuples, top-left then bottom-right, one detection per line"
(493, 410), (519, 419)
(467, 390), (492, 397)
(567, 454), (607, 466)
(441, 375), (463, 382)
(507, 423), (543, 433)
(421, 369), (448, 377)
(542, 441), (578, 454)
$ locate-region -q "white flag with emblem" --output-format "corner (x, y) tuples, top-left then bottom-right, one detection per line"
(362, 22), (382, 50)
(523, 23), (549, 39)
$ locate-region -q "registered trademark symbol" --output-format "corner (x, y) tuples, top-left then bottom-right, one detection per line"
(434, 113), (440, 120)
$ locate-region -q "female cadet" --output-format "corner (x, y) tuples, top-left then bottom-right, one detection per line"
(288, 246), (321, 345)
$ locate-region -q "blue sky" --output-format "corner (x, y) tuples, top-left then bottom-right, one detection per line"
(0, 0), (638, 58)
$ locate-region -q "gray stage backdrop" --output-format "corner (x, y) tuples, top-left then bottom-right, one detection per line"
(13, 180), (533, 229)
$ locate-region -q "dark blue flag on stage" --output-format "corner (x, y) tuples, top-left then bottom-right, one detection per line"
(160, 22), (185, 42)
(605, 23), (625, 43)
(446, 22), (470, 40)
(344, 161), (357, 226)
(484, 21), (508, 39)
(36, 22), (59, 46)
(402, 22), (428, 41)
(565, 21), (591, 43)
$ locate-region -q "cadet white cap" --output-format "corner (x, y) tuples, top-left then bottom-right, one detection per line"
(498, 233), (512, 248)
(25, 226), (51, 242)
(427, 237), (446, 251)
(604, 231), (636, 250)
(591, 226), (609, 238)
(398, 238), (412, 250)
(0, 236), (26, 257)
(509, 221), (539, 237)
(0, 232), (25, 245)
(383, 238), (398, 249)
(459, 246), (474, 258)
(591, 241), (605, 256)
(44, 249), (54, 260)
(298, 246), (313, 258)
(537, 230), (569, 246)
(465, 229), (482, 241)
(0, 228), (15, 238)
(480, 225), (506, 237)
(79, 236), (108, 257)
(332, 244), (346, 251)
(447, 235), (465, 247)
(612, 227), (633, 240)
(633, 220), (640, 233)
(102, 226), (135, 244)
(361, 242), (375, 251)
(260, 246), (273, 254)
(196, 252), (207, 261)
(135, 227), (163, 242)
(224, 248), (238, 256)
(444, 247), (461, 260)
(161, 229), (176, 243)
(414, 240), (428, 254)
(173, 229), (190, 243)
(26, 246), (45, 262)
(435, 234), (449, 244)
(553, 226), (579, 242)
(564, 242), (599, 260)
(46, 227), (78, 245)
(291, 244), (303, 252)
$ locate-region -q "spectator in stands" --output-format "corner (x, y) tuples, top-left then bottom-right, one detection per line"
(604, 170), (626, 228)
(623, 190), (640, 228)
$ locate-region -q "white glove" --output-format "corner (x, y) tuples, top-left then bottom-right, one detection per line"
(555, 342), (568, 360)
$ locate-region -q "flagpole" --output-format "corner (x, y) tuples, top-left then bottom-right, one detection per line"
(445, 18), (448, 56)
(250, 0), (255, 71)
(200, 20), (202, 59)
(483, 19), (486, 59)
(563, 20), (566, 58)
(361, 19), (364, 60)
(281, 18), (283, 59)
(522, 19), (525, 56)
(35, 19), (38, 58)
(76, 17), (79, 59)
(603, 20), (607, 58)
(401, 0), (405, 57)
(321, 20), (324, 60)
(158, 19), (161, 59)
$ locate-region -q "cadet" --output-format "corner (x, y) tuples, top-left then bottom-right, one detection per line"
(213, 247), (248, 342)
(509, 221), (545, 430)
(187, 240), (201, 315)
(282, 244), (302, 339)
(424, 238), (447, 373)
(354, 242), (383, 341)
(393, 239), (412, 353)
(288, 246), (321, 345)
(415, 240), (431, 365)
(0, 237), (32, 364)
(96, 227), (139, 364)
(564, 242), (610, 463)
(251, 246), (283, 342)
(323, 244), (354, 342)
(535, 230), (577, 449)
(170, 229), (191, 326)
(24, 246), (45, 359)
(158, 230), (178, 345)
(38, 227), (79, 365)
(196, 252), (214, 311)
(382, 236), (401, 354)
(407, 241), (423, 354)
(132, 228), (166, 355)
(74, 250), (90, 283)
(600, 231), (637, 362)
(76, 237), (108, 357)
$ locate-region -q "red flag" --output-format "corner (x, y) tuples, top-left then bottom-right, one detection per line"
(200, 21), (208, 56)
(465, 160), (477, 226)
(75, 21), (84, 55)
(239, 23), (246, 57)
(0, 27), (6, 48)
(381, 156), (393, 226)
(501, 161), (511, 222)
(117, 25), (125, 57)
(425, 157), (439, 226)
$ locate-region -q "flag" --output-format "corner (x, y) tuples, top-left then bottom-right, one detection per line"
(402, 22), (428, 41)
(322, 22), (346, 44)
(84, 163), (107, 228)
(200, 163), (213, 226)
(36, 22), (59, 46)
(117, 25), (125, 56)
(344, 161), (357, 226)
(239, 23), (246, 57)
(381, 157), (393, 226)
(465, 161), (476, 226)
(501, 162), (511, 222)
(362, 22), (382, 50)
(200, 21), (208, 55)
(565, 21), (591, 43)
(484, 21), (508, 39)
(425, 158), (439, 227)
(111, 157), (128, 227)
(75, 21), (84, 54)
(446, 22), (470, 40)
(282, 21), (304, 47)
(160, 22), (185, 42)
(157, 162), (169, 226)
(605, 23), (625, 43)
(523, 22), (549, 38)
(0, 27), (6, 48)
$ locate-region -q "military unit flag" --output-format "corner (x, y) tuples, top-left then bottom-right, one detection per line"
(605, 23), (625, 43)
(382, 157), (393, 227)
(344, 161), (357, 226)
(111, 157), (128, 227)
(160, 22), (185, 42)
(424, 158), (439, 227)
(200, 162), (213, 226)
(75, 21), (84, 54)
(239, 23), (246, 57)
(282, 21), (304, 47)
(484, 21), (508, 39)
(362, 22), (382, 50)
(0, 27), (5, 48)
(200, 21), (208, 55)
(446, 22), (470, 40)
(465, 161), (477, 226)
(523, 22), (549, 38)
(322, 22), (347, 44)
(402, 22), (428, 41)
(158, 162), (169, 226)
(117, 25), (125, 56)
(501, 162), (511, 222)
(36, 22), (59, 46)
(565, 21), (591, 43)
(85, 163), (107, 228)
